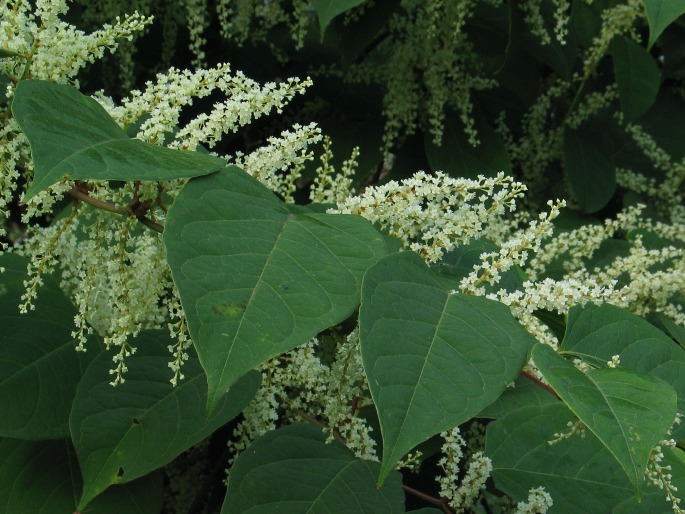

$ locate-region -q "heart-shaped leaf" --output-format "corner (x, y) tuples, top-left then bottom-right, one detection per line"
(70, 330), (260, 510)
(0, 253), (97, 440)
(222, 423), (405, 513)
(164, 166), (389, 413)
(532, 343), (677, 496)
(486, 403), (634, 512)
(360, 251), (535, 484)
(11, 79), (225, 200)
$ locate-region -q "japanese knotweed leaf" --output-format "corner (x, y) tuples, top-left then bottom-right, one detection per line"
(486, 403), (634, 512)
(163, 166), (389, 414)
(311, 0), (367, 38)
(222, 423), (404, 514)
(0, 253), (97, 440)
(70, 330), (260, 510)
(641, 0), (685, 49)
(611, 36), (660, 120)
(11, 79), (225, 201)
(562, 302), (685, 439)
(532, 343), (677, 497)
(0, 438), (162, 514)
(563, 127), (615, 213)
(359, 251), (535, 485)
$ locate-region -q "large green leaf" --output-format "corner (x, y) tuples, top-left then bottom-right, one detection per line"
(0, 438), (162, 514)
(532, 343), (677, 496)
(311, 0), (368, 38)
(611, 37), (660, 120)
(562, 303), (685, 422)
(0, 253), (97, 440)
(486, 403), (634, 513)
(70, 330), (260, 510)
(359, 252), (536, 484)
(563, 126), (616, 213)
(222, 423), (404, 513)
(642, 0), (685, 49)
(164, 166), (388, 413)
(11, 79), (225, 201)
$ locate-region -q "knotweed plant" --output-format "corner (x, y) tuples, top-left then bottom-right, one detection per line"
(2, 2), (685, 514)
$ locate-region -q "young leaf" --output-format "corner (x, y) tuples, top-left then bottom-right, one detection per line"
(486, 403), (634, 512)
(563, 127), (615, 213)
(222, 424), (404, 513)
(642, 0), (685, 49)
(11, 80), (225, 201)
(611, 37), (660, 120)
(163, 166), (389, 414)
(359, 252), (536, 485)
(0, 438), (162, 514)
(70, 330), (260, 510)
(311, 0), (367, 39)
(0, 253), (97, 440)
(532, 343), (677, 496)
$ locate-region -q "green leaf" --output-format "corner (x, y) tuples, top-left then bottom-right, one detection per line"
(486, 403), (634, 512)
(11, 79), (225, 201)
(359, 252), (536, 484)
(311, 0), (368, 39)
(611, 37), (660, 120)
(562, 303), (685, 399)
(0, 438), (162, 514)
(164, 166), (388, 413)
(532, 343), (677, 496)
(561, 303), (685, 439)
(563, 127), (616, 213)
(0, 253), (97, 440)
(424, 109), (511, 179)
(70, 330), (260, 510)
(614, 447), (685, 514)
(478, 377), (558, 419)
(222, 424), (405, 513)
(642, 0), (685, 49)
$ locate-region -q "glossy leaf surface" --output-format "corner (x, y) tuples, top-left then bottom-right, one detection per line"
(164, 166), (388, 413)
(223, 423), (404, 513)
(360, 251), (535, 483)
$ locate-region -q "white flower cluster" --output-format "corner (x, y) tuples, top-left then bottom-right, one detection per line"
(646, 433), (684, 514)
(231, 122), (322, 202)
(547, 419), (587, 445)
(228, 331), (378, 463)
(309, 136), (359, 206)
(436, 427), (492, 512)
(333, 171), (527, 262)
(514, 486), (553, 514)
